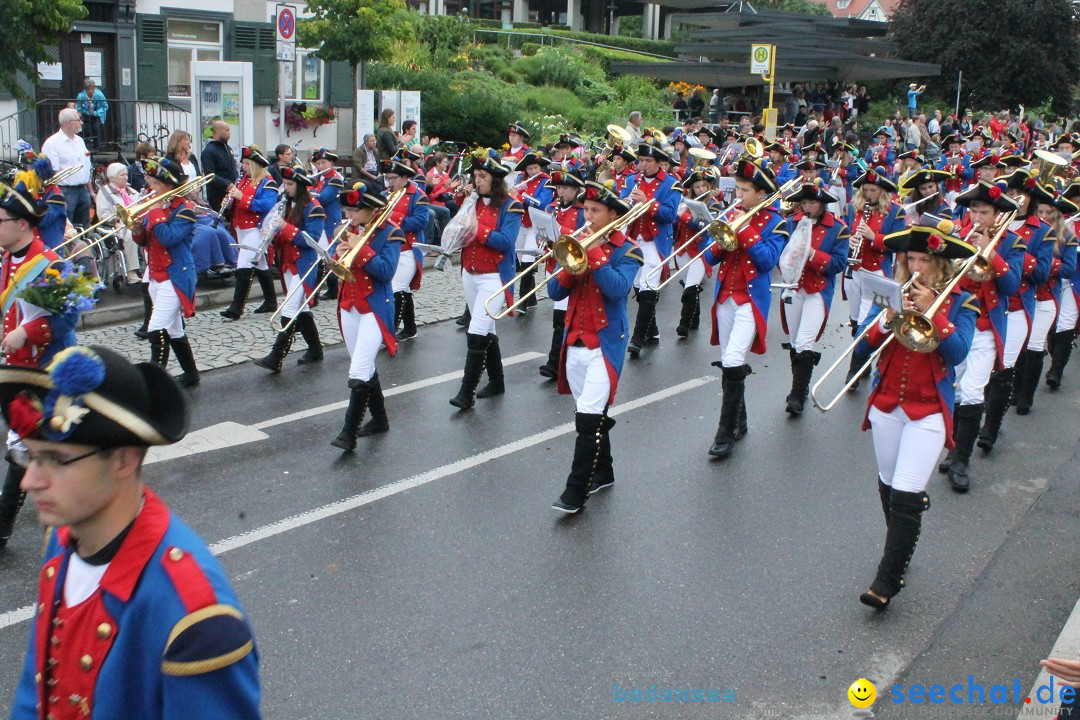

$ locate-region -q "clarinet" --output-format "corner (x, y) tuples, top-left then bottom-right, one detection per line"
(845, 202), (871, 279)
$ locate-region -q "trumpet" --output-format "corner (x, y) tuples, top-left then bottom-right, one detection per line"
(965, 209), (1017, 282)
(810, 272), (922, 411)
(485, 200), (655, 320)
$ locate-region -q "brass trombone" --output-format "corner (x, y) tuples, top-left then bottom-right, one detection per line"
(484, 199), (656, 320)
(44, 165), (83, 187)
(268, 230), (334, 333)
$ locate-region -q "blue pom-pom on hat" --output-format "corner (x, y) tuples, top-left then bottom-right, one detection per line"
(47, 347), (107, 397)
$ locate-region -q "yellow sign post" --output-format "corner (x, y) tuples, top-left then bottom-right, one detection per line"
(750, 43), (778, 140)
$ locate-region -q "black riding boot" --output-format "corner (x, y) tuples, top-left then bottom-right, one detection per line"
(0, 463), (26, 550)
(786, 350), (819, 416)
(169, 336), (200, 388)
(709, 364), (748, 458)
(845, 349), (871, 390)
(978, 368), (1013, 452)
(456, 304), (471, 327)
(253, 268), (278, 313)
(392, 291), (406, 334)
(517, 267), (536, 314)
(676, 287), (697, 337)
(357, 373), (389, 436)
(319, 273), (339, 301)
(589, 415), (617, 495)
(331, 379), (372, 451)
(689, 286), (702, 330)
(253, 320), (296, 373)
(1011, 351), (1027, 407)
(946, 403), (983, 493)
(450, 333), (489, 409)
(1015, 349), (1046, 415)
(861, 489), (930, 609)
(396, 292), (417, 341)
(476, 334), (504, 399)
(295, 312), (323, 364)
(221, 268), (253, 319)
(1046, 329), (1075, 389)
(552, 412), (606, 514)
(539, 309), (565, 379)
(148, 329), (171, 367)
(628, 290), (658, 357)
(877, 478), (891, 524)
(136, 282), (152, 338)
(646, 301), (660, 345)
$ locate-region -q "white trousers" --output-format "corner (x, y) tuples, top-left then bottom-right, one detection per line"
(279, 270), (312, 319)
(869, 405), (945, 493)
(391, 251), (417, 293)
(463, 271), (504, 336)
(847, 268), (884, 324)
(955, 329), (997, 406)
(632, 239), (662, 291)
(785, 290), (826, 353)
(546, 267), (567, 311)
(714, 297), (757, 368)
(1028, 299), (1057, 352)
(340, 308), (382, 381)
(147, 279), (185, 338)
(235, 227), (269, 271)
(565, 346), (612, 414)
(1056, 289), (1078, 332)
(673, 254), (706, 288)
(1002, 310), (1029, 369)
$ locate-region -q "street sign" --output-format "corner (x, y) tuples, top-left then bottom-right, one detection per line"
(751, 44), (771, 75)
(276, 4), (297, 62)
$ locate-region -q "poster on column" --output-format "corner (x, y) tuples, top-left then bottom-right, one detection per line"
(400, 91), (421, 134)
(356, 90), (376, 147)
(379, 90), (401, 124)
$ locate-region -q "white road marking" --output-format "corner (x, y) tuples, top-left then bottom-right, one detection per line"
(146, 422), (269, 465)
(0, 375), (714, 631)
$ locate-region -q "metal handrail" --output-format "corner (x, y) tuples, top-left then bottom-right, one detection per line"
(471, 29), (677, 60)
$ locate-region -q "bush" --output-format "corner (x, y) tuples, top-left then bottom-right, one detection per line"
(519, 42), (541, 56)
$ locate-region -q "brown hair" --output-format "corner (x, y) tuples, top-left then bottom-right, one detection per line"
(378, 108), (395, 130)
(166, 130), (192, 159)
(285, 183), (312, 228)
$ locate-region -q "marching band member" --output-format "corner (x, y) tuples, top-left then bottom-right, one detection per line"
(672, 135), (692, 178)
(1046, 182), (1080, 389)
(539, 170), (586, 379)
(800, 142), (831, 186)
(894, 149), (923, 201)
(939, 182), (1022, 492)
(449, 151), (523, 410)
(130, 157), (200, 388)
(967, 127), (991, 161)
(844, 167), (907, 387)
(793, 157), (827, 189)
(0, 182), (82, 550)
(253, 166), (325, 373)
(777, 123), (798, 157)
(14, 156), (68, 252)
(857, 224), (979, 610)
(695, 126), (721, 155)
(673, 168), (719, 337)
(505, 121), (531, 163)
(221, 146), (279, 319)
(702, 157), (787, 458)
(548, 181), (643, 515)
(955, 154), (1007, 230)
(331, 187), (403, 450)
(898, 168), (950, 225)
(311, 148), (345, 298)
(765, 141), (797, 186)
(1015, 186), (1079, 413)
(621, 135), (680, 357)
(382, 155), (430, 341)
(511, 152), (553, 314)
(934, 134), (973, 207)
(830, 141), (860, 210)
(979, 169), (1055, 450)
(779, 180), (849, 416)
(551, 134), (584, 177)
(596, 144), (635, 196)
(864, 128), (895, 173)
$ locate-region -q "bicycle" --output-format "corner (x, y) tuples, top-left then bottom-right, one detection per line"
(137, 124), (171, 153)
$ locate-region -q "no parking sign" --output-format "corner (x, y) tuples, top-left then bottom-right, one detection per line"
(276, 4), (296, 61)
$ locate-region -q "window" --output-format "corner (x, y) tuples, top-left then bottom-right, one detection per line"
(167, 19), (223, 98)
(284, 52), (324, 102)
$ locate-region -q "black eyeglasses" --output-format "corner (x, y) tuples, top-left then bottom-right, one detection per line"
(10, 447), (105, 470)
(0, 217), (22, 225)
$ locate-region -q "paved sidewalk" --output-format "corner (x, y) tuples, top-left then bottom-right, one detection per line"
(81, 267), (547, 373)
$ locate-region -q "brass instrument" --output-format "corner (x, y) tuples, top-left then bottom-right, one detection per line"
(644, 127), (669, 146)
(269, 230), (335, 334)
(743, 137), (764, 159)
(965, 209), (1017, 283)
(688, 147), (717, 168)
(46, 165), (83, 187)
(651, 195), (737, 283)
(485, 200), (656, 320)
(657, 176), (801, 291)
(810, 272), (922, 411)
(596, 124), (632, 174)
(1032, 148), (1070, 188)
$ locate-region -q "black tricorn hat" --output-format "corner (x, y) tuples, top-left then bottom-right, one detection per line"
(582, 180), (630, 215)
(954, 180), (1019, 213)
(0, 345), (188, 447)
(885, 218), (976, 260)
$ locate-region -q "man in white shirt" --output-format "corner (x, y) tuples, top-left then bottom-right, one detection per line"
(904, 117), (921, 152)
(927, 110), (941, 137)
(624, 111), (643, 145)
(40, 108), (93, 227)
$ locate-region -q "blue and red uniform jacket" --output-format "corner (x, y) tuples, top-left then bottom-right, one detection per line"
(845, 201), (906, 277)
(779, 211), (849, 340)
(274, 199), (326, 304)
(863, 145), (895, 174)
(313, 170), (345, 235)
(338, 221), (403, 356)
(935, 153), (973, 194)
(1009, 214), (1054, 321)
(1, 238), (78, 367)
(1070, 219), (1080, 307)
(232, 176), (278, 231)
(547, 201), (585, 274)
(620, 170), (680, 258)
(141, 197), (197, 316)
(547, 230), (644, 404)
(503, 145), (530, 164)
(857, 288), (978, 448)
(1039, 234), (1078, 306)
(701, 205), (788, 355)
(461, 196), (524, 311)
(36, 186), (68, 250)
(388, 181), (430, 290)
(959, 227), (1024, 369)
(12, 488), (260, 720)
(768, 160), (797, 186)
(674, 200), (719, 277)
(518, 173), (553, 228)
(611, 167), (634, 196)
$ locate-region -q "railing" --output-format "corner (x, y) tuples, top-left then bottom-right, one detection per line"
(0, 100), (192, 161)
(471, 29), (677, 60)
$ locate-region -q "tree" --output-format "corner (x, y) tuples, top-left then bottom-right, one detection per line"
(297, 0), (413, 91)
(5, 0), (86, 102)
(890, 0), (1080, 115)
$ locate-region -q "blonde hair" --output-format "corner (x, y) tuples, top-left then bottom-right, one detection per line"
(893, 252), (952, 290)
(166, 130), (192, 158)
(852, 185), (892, 216)
(247, 161), (269, 185)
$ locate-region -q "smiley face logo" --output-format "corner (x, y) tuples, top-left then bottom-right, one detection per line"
(848, 678), (876, 708)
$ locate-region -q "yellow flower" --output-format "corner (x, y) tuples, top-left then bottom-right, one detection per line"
(45, 268), (60, 278)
